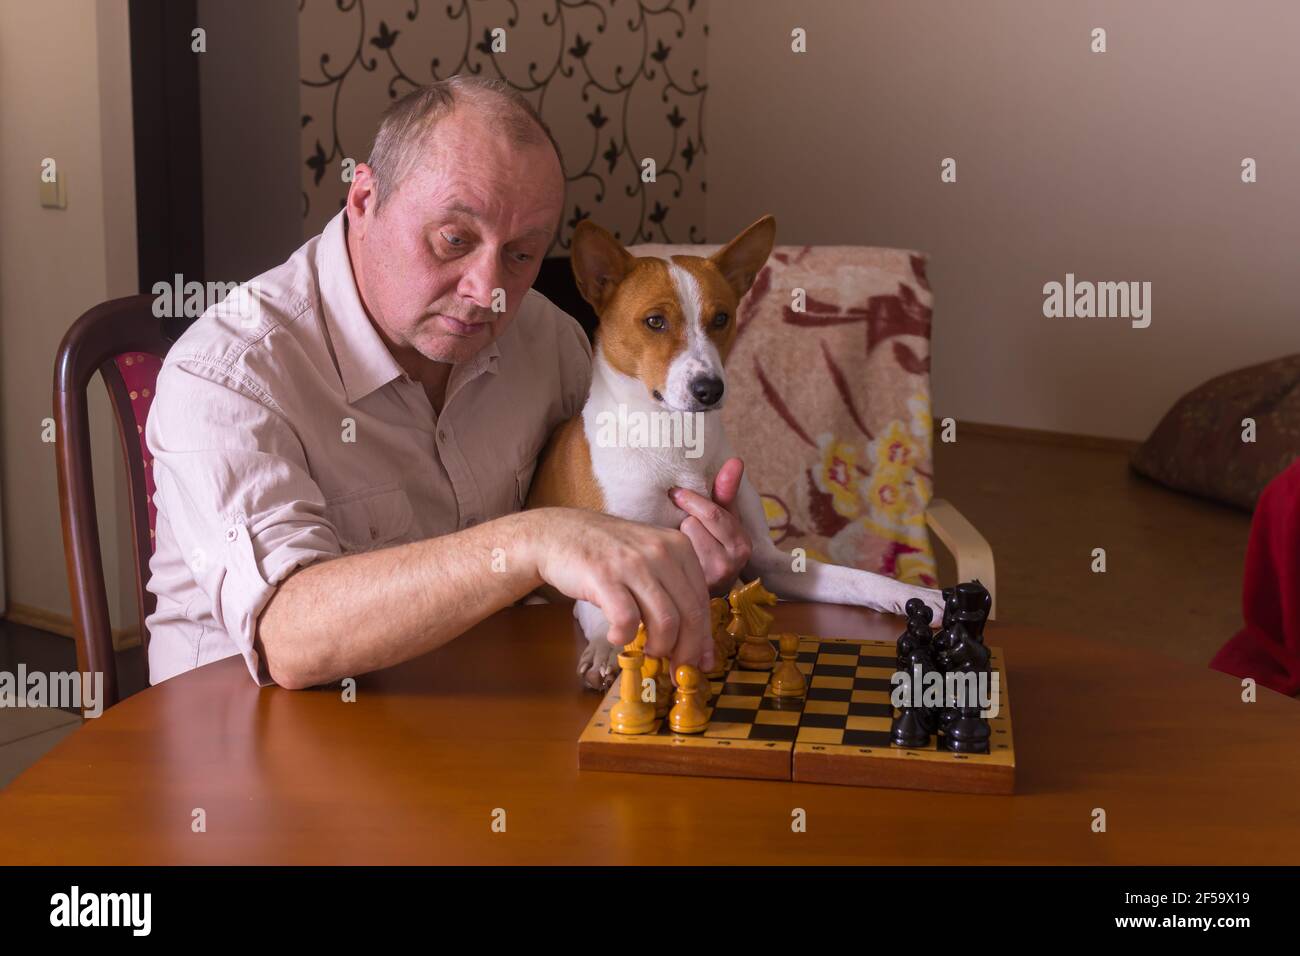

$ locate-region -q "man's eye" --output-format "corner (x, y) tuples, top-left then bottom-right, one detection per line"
(441, 232), (464, 247)
(712, 312), (729, 328)
(645, 314), (666, 331)
(512, 252), (533, 263)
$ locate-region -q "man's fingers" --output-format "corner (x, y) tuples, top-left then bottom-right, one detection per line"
(654, 541), (713, 677)
(631, 571), (684, 661)
(711, 457), (745, 507)
(679, 515), (729, 584)
(671, 486), (749, 555)
(596, 584), (641, 650)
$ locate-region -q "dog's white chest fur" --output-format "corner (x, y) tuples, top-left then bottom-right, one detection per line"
(582, 355), (732, 529)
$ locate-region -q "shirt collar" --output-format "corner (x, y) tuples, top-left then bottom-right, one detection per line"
(315, 210), (502, 405)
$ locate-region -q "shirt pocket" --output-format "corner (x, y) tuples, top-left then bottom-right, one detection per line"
(323, 483), (414, 552)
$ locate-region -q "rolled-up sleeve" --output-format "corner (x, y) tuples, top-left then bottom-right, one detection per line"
(147, 355), (341, 685)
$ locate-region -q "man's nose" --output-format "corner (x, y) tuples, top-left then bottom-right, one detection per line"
(457, 248), (508, 310)
(690, 375), (724, 406)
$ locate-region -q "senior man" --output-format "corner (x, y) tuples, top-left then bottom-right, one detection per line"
(145, 77), (751, 690)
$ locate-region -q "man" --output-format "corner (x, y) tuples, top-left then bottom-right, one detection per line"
(145, 77), (751, 690)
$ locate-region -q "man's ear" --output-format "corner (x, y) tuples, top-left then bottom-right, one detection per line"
(570, 220), (633, 314)
(709, 215), (776, 299)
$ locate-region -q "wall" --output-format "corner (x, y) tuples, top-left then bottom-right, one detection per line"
(0, 0), (139, 633)
(298, 0), (708, 249)
(705, 0), (1300, 440)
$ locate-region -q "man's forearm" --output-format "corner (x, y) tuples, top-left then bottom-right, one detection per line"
(257, 509), (545, 688)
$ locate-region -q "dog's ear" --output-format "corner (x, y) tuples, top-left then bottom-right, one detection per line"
(570, 220), (633, 314)
(709, 215), (776, 300)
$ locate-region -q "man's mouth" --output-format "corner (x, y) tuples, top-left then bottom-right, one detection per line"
(435, 313), (490, 336)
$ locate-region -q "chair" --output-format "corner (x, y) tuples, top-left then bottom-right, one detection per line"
(624, 241), (997, 617)
(54, 294), (176, 711)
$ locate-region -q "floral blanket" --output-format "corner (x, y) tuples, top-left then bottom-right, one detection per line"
(628, 242), (938, 587)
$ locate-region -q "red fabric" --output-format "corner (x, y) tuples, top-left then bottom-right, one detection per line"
(1210, 457), (1300, 696)
(113, 352), (164, 552)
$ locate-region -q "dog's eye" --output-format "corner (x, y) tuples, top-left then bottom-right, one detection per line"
(712, 312), (729, 328)
(645, 314), (666, 331)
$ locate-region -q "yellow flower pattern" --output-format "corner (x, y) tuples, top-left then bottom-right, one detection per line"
(813, 435), (862, 519)
(772, 391), (937, 587)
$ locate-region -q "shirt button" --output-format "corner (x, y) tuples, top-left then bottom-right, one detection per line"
(225, 527), (238, 542)
(437, 429), (446, 442)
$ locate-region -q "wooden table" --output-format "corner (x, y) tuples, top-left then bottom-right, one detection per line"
(1, 602), (1297, 865)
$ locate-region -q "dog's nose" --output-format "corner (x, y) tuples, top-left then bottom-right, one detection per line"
(690, 376), (725, 406)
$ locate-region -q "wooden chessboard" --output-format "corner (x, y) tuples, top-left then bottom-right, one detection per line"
(577, 636), (1015, 794)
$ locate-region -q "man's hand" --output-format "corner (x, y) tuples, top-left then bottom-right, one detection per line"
(523, 508), (715, 676)
(670, 457), (753, 596)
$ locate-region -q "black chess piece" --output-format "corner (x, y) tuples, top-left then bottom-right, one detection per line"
(940, 623), (993, 754)
(943, 621), (991, 674)
(890, 706), (932, 748)
(944, 708), (991, 753)
(895, 598), (934, 670)
(892, 639), (936, 748)
(930, 620), (971, 739)
(940, 586), (959, 629)
(953, 580), (992, 645)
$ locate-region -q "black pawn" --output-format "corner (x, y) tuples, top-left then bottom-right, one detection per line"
(892, 640), (936, 748)
(890, 707), (932, 748)
(895, 598), (933, 670)
(945, 714), (991, 753)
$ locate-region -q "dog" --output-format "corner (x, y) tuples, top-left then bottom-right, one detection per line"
(528, 215), (945, 688)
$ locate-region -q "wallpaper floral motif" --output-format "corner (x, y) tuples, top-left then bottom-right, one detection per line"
(299, 0), (709, 247)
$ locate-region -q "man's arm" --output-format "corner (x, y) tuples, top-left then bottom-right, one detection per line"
(258, 506), (715, 689)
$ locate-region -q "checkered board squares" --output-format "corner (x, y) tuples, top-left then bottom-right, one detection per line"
(577, 637), (1016, 794)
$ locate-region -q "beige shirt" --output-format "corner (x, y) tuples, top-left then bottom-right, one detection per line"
(145, 210), (592, 686)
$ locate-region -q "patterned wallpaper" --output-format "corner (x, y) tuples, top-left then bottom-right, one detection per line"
(299, 0), (709, 249)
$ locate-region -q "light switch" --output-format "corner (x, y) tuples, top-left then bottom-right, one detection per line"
(40, 174), (66, 209)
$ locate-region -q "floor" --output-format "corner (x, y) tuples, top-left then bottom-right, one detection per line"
(0, 618), (147, 789)
(932, 430), (1251, 666)
(0, 432), (1255, 789)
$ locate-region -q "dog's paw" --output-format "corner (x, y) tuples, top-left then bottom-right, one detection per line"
(888, 585), (945, 622)
(577, 639), (620, 692)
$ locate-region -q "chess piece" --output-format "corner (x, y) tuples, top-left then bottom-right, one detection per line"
(625, 622), (648, 655)
(641, 655), (672, 718)
(669, 665), (709, 734)
(944, 621), (991, 674)
(610, 651), (655, 735)
(940, 586), (960, 630)
(896, 598), (934, 670)
(893, 637), (935, 746)
(704, 608), (729, 680)
(944, 708), (991, 753)
(709, 598), (735, 663)
(890, 707), (931, 748)
(728, 581), (778, 670)
(954, 580), (992, 644)
(729, 578), (777, 638)
(940, 620), (992, 753)
(737, 631), (777, 671)
(770, 633), (807, 697)
(693, 670), (714, 711)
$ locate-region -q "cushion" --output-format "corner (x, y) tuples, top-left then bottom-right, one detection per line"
(1131, 355), (1300, 511)
(628, 242), (938, 586)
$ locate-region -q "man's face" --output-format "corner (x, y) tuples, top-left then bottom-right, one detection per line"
(346, 108), (564, 367)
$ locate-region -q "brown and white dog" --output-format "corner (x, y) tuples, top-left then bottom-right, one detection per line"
(528, 215), (944, 687)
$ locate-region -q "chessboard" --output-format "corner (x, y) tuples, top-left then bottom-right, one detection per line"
(577, 635), (1015, 795)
